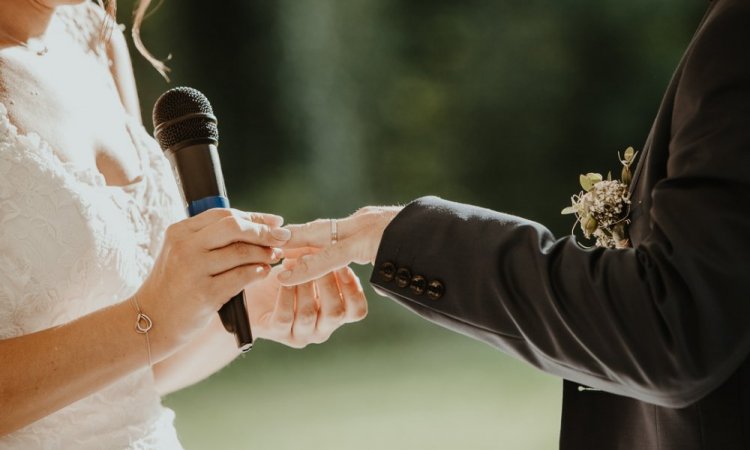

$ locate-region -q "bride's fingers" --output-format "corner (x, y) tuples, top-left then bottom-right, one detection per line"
(283, 216), (357, 249)
(196, 214), (291, 250)
(292, 282), (318, 340)
(277, 239), (354, 286)
(336, 267), (368, 323)
(207, 243), (282, 276)
(182, 208), (258, 231)
(210, 264), (271, 305)
(247, 212), (285, 228)
(315, 273), (346, 335)
(269, 286), (295, 333)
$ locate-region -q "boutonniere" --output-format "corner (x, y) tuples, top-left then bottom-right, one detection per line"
(562, 147), (639, 249)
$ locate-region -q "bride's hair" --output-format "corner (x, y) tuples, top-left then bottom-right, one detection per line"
(101, 0), (170, 79)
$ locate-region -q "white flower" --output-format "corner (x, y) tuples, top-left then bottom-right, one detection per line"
(562, 148), (638, 249)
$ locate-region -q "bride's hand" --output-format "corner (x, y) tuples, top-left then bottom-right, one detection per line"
(247, 263), (367, 348)
(134, 208), (290, 362)
(276, 206), (402, 286)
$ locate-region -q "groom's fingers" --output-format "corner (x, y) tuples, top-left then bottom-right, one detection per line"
(283, 247), (320, 260)
(315, 272), (346, 334)
(336, 267), (368, 323)
(283, 217), (357, 249)
(292, 282), (318, 340)
(269, 286), (296, 330)
(277, 239), (354, 286)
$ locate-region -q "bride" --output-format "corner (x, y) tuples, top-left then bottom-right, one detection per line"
(0, 0), (367, 448)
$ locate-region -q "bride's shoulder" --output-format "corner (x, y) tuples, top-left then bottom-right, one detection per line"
(55, 2), (119, 55)
(57, 2), (112, 33)
(58, 3), (139, 117)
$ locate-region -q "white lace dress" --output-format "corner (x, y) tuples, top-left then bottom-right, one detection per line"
(0, 5), (186, 450)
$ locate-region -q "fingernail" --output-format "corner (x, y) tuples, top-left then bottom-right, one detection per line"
(271, 228), (292, 241)
(278, 270), (292, 281)
(271, 248), (284, 261)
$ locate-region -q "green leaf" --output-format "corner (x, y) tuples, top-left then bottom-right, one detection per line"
(579, 173), (602, 191)
(582, 215), (597, 236)
(561, 206), (577, 215)
(624, 146), (635, 163)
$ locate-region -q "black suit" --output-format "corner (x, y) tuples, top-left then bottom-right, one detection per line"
(370, 0), (750, 448)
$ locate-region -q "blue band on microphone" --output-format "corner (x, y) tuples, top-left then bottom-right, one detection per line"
(187, 195), (230, 217)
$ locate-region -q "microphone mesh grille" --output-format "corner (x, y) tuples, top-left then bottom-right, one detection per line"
(152, 87), (219, 150)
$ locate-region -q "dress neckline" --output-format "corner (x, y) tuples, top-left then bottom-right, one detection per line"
(0, 101), (152, 194)
(0, 4), (152, 193)
(67, 116), (150, 192)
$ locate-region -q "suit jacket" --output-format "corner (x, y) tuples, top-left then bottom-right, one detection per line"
(370, 0), (750, 448)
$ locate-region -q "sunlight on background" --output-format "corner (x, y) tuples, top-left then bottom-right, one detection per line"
(117, 0), (705, 447)
(164, 291), (562, 450)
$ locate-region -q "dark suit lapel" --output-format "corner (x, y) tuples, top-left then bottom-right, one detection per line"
(627, 1), (718, 244)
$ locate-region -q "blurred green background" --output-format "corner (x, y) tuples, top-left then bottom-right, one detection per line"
(118, 0), (705, 448)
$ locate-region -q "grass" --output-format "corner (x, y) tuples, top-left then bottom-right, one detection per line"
(164, 297), (562, 450)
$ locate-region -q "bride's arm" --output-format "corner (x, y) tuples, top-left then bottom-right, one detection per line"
(0, 300), (163, 436)
(152, 313), (239, 396)
(0, 208), (283, 436)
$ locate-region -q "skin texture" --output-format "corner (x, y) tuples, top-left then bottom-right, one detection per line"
(278, 207), (402, 286)
(0, 0), (367, 436)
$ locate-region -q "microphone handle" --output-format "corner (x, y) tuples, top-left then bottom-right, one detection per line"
(187, 195), (253, 353)
(219, 291), (253, 352)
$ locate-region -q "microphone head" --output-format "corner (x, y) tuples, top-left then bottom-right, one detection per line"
(152, 86), (219, 151)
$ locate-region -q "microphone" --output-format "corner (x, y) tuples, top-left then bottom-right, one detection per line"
(152, 86), (253, 352)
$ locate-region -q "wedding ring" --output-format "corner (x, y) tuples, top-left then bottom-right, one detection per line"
(330, 219), (338, 245)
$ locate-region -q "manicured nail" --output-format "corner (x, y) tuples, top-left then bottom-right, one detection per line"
(271, 228), (292, 241)
(278, 270), (292, 281)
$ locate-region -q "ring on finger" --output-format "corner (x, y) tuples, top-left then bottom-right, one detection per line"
(330, 218), (338, 245)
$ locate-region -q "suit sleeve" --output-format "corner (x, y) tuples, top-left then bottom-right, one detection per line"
(370, 1), (750, 408)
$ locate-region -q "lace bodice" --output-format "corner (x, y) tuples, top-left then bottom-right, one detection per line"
(0, 4), (186, 449)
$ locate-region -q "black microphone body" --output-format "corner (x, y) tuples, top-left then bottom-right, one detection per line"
(152, 87), (253, 352)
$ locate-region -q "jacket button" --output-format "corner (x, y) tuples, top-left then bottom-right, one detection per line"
(410, 275), (427, 295)
(396, 267), (412, 288)
(426, 280), (445, 300)
(379, 262), (396, 282)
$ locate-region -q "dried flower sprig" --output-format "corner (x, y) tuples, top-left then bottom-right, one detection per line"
(562, 147), (639, 249)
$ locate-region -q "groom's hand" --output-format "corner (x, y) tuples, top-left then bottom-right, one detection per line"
(248, 263), (367, 348)
(277, 206), (402, 286)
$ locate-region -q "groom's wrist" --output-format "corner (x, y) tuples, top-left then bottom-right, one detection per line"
(369, 197), (446, 299)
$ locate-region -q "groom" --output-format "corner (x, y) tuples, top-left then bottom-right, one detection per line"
(277, 0), (750, 448)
